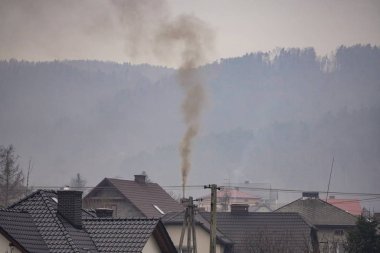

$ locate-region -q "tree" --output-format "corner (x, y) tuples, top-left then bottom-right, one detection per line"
(70, 173), (86, 192)
(0, 145), (25, 207)
(345, 215), (380, 253)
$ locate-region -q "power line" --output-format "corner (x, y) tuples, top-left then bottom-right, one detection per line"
(27, 184), (380, 198)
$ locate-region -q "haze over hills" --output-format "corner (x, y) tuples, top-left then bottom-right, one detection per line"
(0, 45), (379, 209)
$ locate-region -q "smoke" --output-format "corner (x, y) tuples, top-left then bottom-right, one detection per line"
(112, 1), (214, 196)
(0, 0), (214, 195)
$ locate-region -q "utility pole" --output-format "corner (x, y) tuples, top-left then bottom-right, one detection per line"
(204, 184), (220, 253)
(179, 196), (198, 253)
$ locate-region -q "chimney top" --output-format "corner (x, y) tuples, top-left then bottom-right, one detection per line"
(231, 204), (249, 215)
(134, 174), (146, 184)
(329, 195), (335, 199)
(302, 192), (319, 199)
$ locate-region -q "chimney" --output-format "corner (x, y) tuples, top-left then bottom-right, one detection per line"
(329, 195), (335, 199)
(302, 192), (319, 199)
(57, 190), (83, 228)
(231, 204), (249, 215)
(95, 208), (113, 218)
(134, 174), (146, 184)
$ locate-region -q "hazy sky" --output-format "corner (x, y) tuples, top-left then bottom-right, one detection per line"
(0, 0), (380, 66)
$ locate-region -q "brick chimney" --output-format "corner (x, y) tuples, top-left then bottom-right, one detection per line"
(95, 208), (113, 218)
(134, 174), (146, 184)
(57, 190), (83, 228)
(231, 204), (249, 215)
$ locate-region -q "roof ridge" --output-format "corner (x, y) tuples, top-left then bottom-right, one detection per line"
(39, 190), (81, 253)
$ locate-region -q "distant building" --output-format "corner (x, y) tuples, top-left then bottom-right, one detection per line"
(276, 192), (357, 253)
(326, 196), (362, 216)
(83, 175), (184, 218)
(198, 187), (261, 212)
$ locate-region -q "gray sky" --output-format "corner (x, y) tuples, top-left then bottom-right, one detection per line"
(0, 0), (379, 66)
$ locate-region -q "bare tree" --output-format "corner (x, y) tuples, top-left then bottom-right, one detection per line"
(0, 145), (25, 207)
(70, 173), (87, 192)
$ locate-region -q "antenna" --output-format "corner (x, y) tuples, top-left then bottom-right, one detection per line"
(326, 156), (334, 201)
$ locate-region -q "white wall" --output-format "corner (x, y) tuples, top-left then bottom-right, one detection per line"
(165, 224), (225, 253)
(0, 234), (22, 253)
(142, 235), (161, 253)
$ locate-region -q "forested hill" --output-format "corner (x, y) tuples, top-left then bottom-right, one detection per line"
(0, 45), (379, 206)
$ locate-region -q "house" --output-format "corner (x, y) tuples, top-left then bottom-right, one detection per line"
(326, 196), (362, 216)
(198, 187), (261, 212)
(275, 192), (357, 253)
(83, 175), (184, 217)
(162, 210), (234, 253)
(201, 204), (319, 253)
(0, 189), (177, 253)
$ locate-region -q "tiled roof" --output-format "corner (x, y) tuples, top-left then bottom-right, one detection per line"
(327, 198), (362, 216)
(162, 211), (234, 245)
(8, 190), (99, 253)
(275, 198), (357, 226)
(200, 212), (315, 253)
(0, 208), (50, 253)
(83, 218), (160, 253)
(100, 178), (184, 217)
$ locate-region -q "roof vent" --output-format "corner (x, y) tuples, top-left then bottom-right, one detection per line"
(302, 192), (319, 199)
(57, 190), (83, 228)
(134, 174), (146, 184)
(231, 204), (249, 215)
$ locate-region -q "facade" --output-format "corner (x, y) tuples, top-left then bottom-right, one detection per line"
(83, 175), (183, 218)
(198, 187), (261, 212)
(0, 189), (177, 253)
(276, 192), (357, 253)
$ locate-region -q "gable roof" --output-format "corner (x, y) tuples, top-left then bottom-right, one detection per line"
(83, 218), (176, 253)
(0, 208), (50, 253)
(200, 212), (316, 253)
(327, 198), (362, 216)
(275, 197), (357, 226)
(85, 178), (184, 217)
(8, 190), (98, 253)
(6, 189), (177, 253)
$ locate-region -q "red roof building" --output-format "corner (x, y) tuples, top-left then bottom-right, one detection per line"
(327, 197), (362, 216)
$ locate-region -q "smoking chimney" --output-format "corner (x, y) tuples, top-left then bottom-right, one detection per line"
(57, 190), (83, 228)
(134, 174), (146, 184)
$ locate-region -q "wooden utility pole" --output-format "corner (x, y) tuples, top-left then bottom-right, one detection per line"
(204, 184), (220, 253)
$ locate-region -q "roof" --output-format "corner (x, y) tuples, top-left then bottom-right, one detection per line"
(8, 190), (98, 253)
(5, 189), (177, 253)
(85, 178), (184, 217)
(200, 212), (315, 253)
(0, 208), (50, 253)
(275, 197), (357, 226)
(83, 218), (163, 253)
(162, 211), (234, 245)
(327, 198), (362, 216)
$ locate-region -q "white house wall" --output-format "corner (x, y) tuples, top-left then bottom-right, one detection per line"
(0, 234), (22, 253)
(142, 235), (161, 253)
(165, 224), (224, 253)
